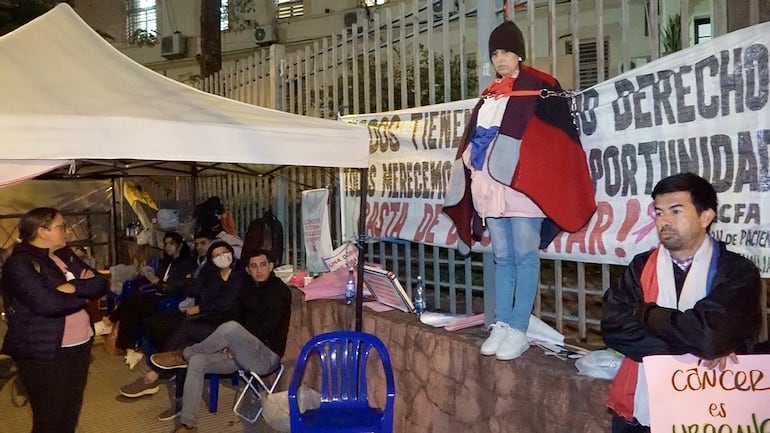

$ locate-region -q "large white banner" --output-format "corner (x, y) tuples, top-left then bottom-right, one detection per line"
(343, 21), (770, 276)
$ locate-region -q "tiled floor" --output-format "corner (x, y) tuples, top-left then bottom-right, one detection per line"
(0, 340), (283, 433)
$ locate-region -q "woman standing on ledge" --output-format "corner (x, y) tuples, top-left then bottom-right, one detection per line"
(443, 20), (596, 361)
(0, 207), (109, 433)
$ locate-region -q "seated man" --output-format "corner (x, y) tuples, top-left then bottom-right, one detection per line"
(151, 249), (292, 432)
(601, 173), (762, 433)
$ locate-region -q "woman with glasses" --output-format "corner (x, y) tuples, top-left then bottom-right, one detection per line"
(0, 207), (109, 433)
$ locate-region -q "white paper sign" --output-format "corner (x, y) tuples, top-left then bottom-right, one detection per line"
(301, 188), (333, 273)
(643, 354), (770, 432)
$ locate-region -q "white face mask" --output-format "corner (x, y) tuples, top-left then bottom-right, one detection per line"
(211, 252), (233, 269)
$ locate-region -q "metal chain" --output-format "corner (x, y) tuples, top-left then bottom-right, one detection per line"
(538, 88), (583, 133)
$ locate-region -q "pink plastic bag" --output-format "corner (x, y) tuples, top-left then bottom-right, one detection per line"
(298, 267), (356, 301)
(289, 271), (308, 287)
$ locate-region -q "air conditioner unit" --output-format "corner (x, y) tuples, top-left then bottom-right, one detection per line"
(343, 9), (367, 32)
(160, 32), (186, 59)
(433, 0), (459, 16)
(254, 25), (276, 44)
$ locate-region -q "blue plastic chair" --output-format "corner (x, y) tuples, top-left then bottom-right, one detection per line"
(288, 331), (395, 433)
(204, 372), (239, 413)
(172, 370), (239, 413)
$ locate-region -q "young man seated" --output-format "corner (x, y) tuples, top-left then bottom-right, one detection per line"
(151, 249), (292, 432)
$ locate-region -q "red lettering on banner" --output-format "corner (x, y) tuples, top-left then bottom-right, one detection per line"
(386, 202), (409, 238)
(365, 202), (377, 236)
(445, 223), (458, 245)
(552, 202), (612, 255)
(366, 202), (410, 239)
(587, 202), (613, 255)
(374, 203), (390, 237)
(415, 204), (441, 243)
(615, 199), (641, 258)
(565, 227), (589, 254)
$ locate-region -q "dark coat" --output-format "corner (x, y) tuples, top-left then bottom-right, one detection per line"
(229, 272), (292, 357)
(601, 240), (762, 361)
(155, 255), (197, 296)
(185, 262), (247, 323)
(1, 243), (109, 361)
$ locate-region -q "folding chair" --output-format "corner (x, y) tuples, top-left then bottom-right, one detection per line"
(233, 362), (285, 423)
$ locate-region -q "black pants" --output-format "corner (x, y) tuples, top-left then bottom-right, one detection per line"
(109, 291), (161, 350)
(16, 339), (93, 433)
(612, 415), (650, 433)
(141, 309), (185, 348)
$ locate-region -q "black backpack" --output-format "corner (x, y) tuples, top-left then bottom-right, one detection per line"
(243, 210), (284, 266)
(193, 196), (225, 235)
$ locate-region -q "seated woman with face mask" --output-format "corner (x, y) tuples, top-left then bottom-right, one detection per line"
(118, 241), (247, 399)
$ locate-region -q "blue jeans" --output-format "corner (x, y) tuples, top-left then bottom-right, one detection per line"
(485, 216), (543, 331)
(179, 321), (279, 427)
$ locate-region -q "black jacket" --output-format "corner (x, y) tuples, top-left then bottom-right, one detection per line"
(1, 243), (109, 361)
(601, 240), (762, 361)
(184, 263), (247, 325)
(155, 255), (197, 296)
(228, 272), (292, 357)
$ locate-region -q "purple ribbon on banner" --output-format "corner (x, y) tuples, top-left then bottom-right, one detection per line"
(631, 201), (656, 243)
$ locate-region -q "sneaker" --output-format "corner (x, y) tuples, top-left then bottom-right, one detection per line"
(496, 328), (530, 361)
(157, 406), (180, 421)
(480, 321), (511, 356)
(151, 351), (188, 370)
(119, 376), (160, 398)
(94, 320), (112, 336)
(125, 349), (144, 370)
(158, 370), (178, 383)
(173, 424), (198, 433)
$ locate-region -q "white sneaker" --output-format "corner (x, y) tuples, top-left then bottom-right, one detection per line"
(480, 321), (511, 356)
(125, 349), (144, 370)
(94, 321), (112, 336)
(496, 328), (529, 361)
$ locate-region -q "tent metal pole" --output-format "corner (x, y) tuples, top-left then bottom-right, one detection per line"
(109, 177), (119, 266)
(354, 166), (368, 332)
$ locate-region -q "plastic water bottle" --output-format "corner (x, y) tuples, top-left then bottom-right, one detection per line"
(414, 276), (425, 315)
(345, 267), (355, 305)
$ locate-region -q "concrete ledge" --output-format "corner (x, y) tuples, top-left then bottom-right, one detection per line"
(282, 287), (611, 433)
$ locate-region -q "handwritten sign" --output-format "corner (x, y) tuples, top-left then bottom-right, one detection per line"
(643, 354), (770, 432)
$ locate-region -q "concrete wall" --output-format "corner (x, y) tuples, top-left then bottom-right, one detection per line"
(281, 287), (612, 433)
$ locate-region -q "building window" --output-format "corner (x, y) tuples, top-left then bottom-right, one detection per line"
(694, 17), (711, 44)
(221, 0), (229, 31)
(276, 0), (303, 19)
(127, 0), (157, 42)
(567, 39), (610, 89)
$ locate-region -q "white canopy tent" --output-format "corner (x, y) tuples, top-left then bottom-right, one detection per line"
(0, 4), (373, 330)
(0, 4), (369, 186)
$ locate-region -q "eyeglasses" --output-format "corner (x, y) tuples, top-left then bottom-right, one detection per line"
(47, 224), (67, 232)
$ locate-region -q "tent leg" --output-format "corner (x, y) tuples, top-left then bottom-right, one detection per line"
(355, 167), (368, 332)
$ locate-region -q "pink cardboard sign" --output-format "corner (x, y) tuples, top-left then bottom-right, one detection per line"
(643, 354), (770, 432)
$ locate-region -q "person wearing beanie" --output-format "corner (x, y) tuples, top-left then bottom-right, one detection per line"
(443, 20), (596, 361)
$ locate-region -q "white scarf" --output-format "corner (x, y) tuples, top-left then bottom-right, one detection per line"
(656, 237), (712, 310)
